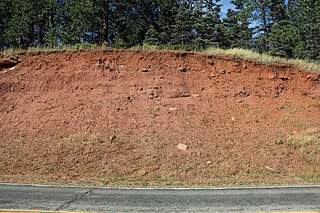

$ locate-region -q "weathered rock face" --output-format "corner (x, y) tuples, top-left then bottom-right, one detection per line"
(0, 50), (319, 187)
(0, 56), (20, 69)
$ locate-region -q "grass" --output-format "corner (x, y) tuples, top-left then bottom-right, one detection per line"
(130, 43), (195, 51)
(1, 43), (108, 55)
(204, 47), (320, 73)
(275, 138), (284, 145)
(287, 128), (320, 162)
(1, 172), (319, 188)
(130, 44), (319, 72)
(61, 133), (107, 145)
(1, 44), (319, 72)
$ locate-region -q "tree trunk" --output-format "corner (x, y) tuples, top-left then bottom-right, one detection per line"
(103, 0), (110, 44)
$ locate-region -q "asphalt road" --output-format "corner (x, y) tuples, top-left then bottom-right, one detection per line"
(0, 184), (319, 212)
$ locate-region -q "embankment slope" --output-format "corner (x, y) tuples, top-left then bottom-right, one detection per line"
(0, 50), (319, 186)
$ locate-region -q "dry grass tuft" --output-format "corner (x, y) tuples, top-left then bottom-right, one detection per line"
(287, 129), (320, 162)
(2, 43), (108, 55)
(204, 47), (320, 73)
(2, 45), (319, 72)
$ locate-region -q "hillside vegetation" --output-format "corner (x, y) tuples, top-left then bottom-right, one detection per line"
(2, 46), (320, 73)
(1, 0), (319, 61)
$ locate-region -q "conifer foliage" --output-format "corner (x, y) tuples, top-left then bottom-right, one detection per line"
(0, 0), (318, 61)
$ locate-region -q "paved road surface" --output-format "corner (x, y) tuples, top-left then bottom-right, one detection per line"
(0, 184), (319, 212)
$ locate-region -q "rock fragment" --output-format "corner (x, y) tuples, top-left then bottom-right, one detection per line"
(141, 68), (149, 72)
(177, 143), (188, 151)
(242, 64), (247, 69)
(179, 67), (187, 72)
(109, 134), (116, 142)
(0, 58), (20, 69)
(169, 107), (178, 112)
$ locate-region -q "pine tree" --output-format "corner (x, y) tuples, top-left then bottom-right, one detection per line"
(32, 0), (58, 46)
(223, 0), (253, 49)
(223, 9), (239, 48)
(87, 0), (128, 45)
(90, 0), (111, 45)
(58, 0), (95, 45)
(0, 0), (12, 50)
(136, 0), (162, 42)
(191, 0), (223, 49)
(113, 1), (145, 47)
(5, 0), (35, 47)
(171, 3), (194, 46)
(252, 0), (272, 52)
(289, 0), (320, 60)
(207, 0), (224, 47)
(44, 1), (59, 47)
(0, 0), (318, 62)
(270, 0), (287, 22)
(156, 0), (179, 44)
(252, 0), (287, 53)
(268, 20), (300, 58)
(191, 2), (207, 49)
(143, 26), (160, 45)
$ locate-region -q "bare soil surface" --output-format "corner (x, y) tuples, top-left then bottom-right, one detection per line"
(0, 50), (319, 187)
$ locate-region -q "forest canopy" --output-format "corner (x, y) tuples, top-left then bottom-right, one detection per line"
(0, 0), (319, 61)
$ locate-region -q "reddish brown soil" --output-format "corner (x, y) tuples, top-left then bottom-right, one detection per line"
(0, 50), (319, 187)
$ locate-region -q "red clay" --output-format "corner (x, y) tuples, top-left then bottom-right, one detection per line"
(0, 50), (319, 186)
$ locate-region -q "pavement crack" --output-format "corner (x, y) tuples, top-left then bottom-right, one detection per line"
(55, 189), (94, 211)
